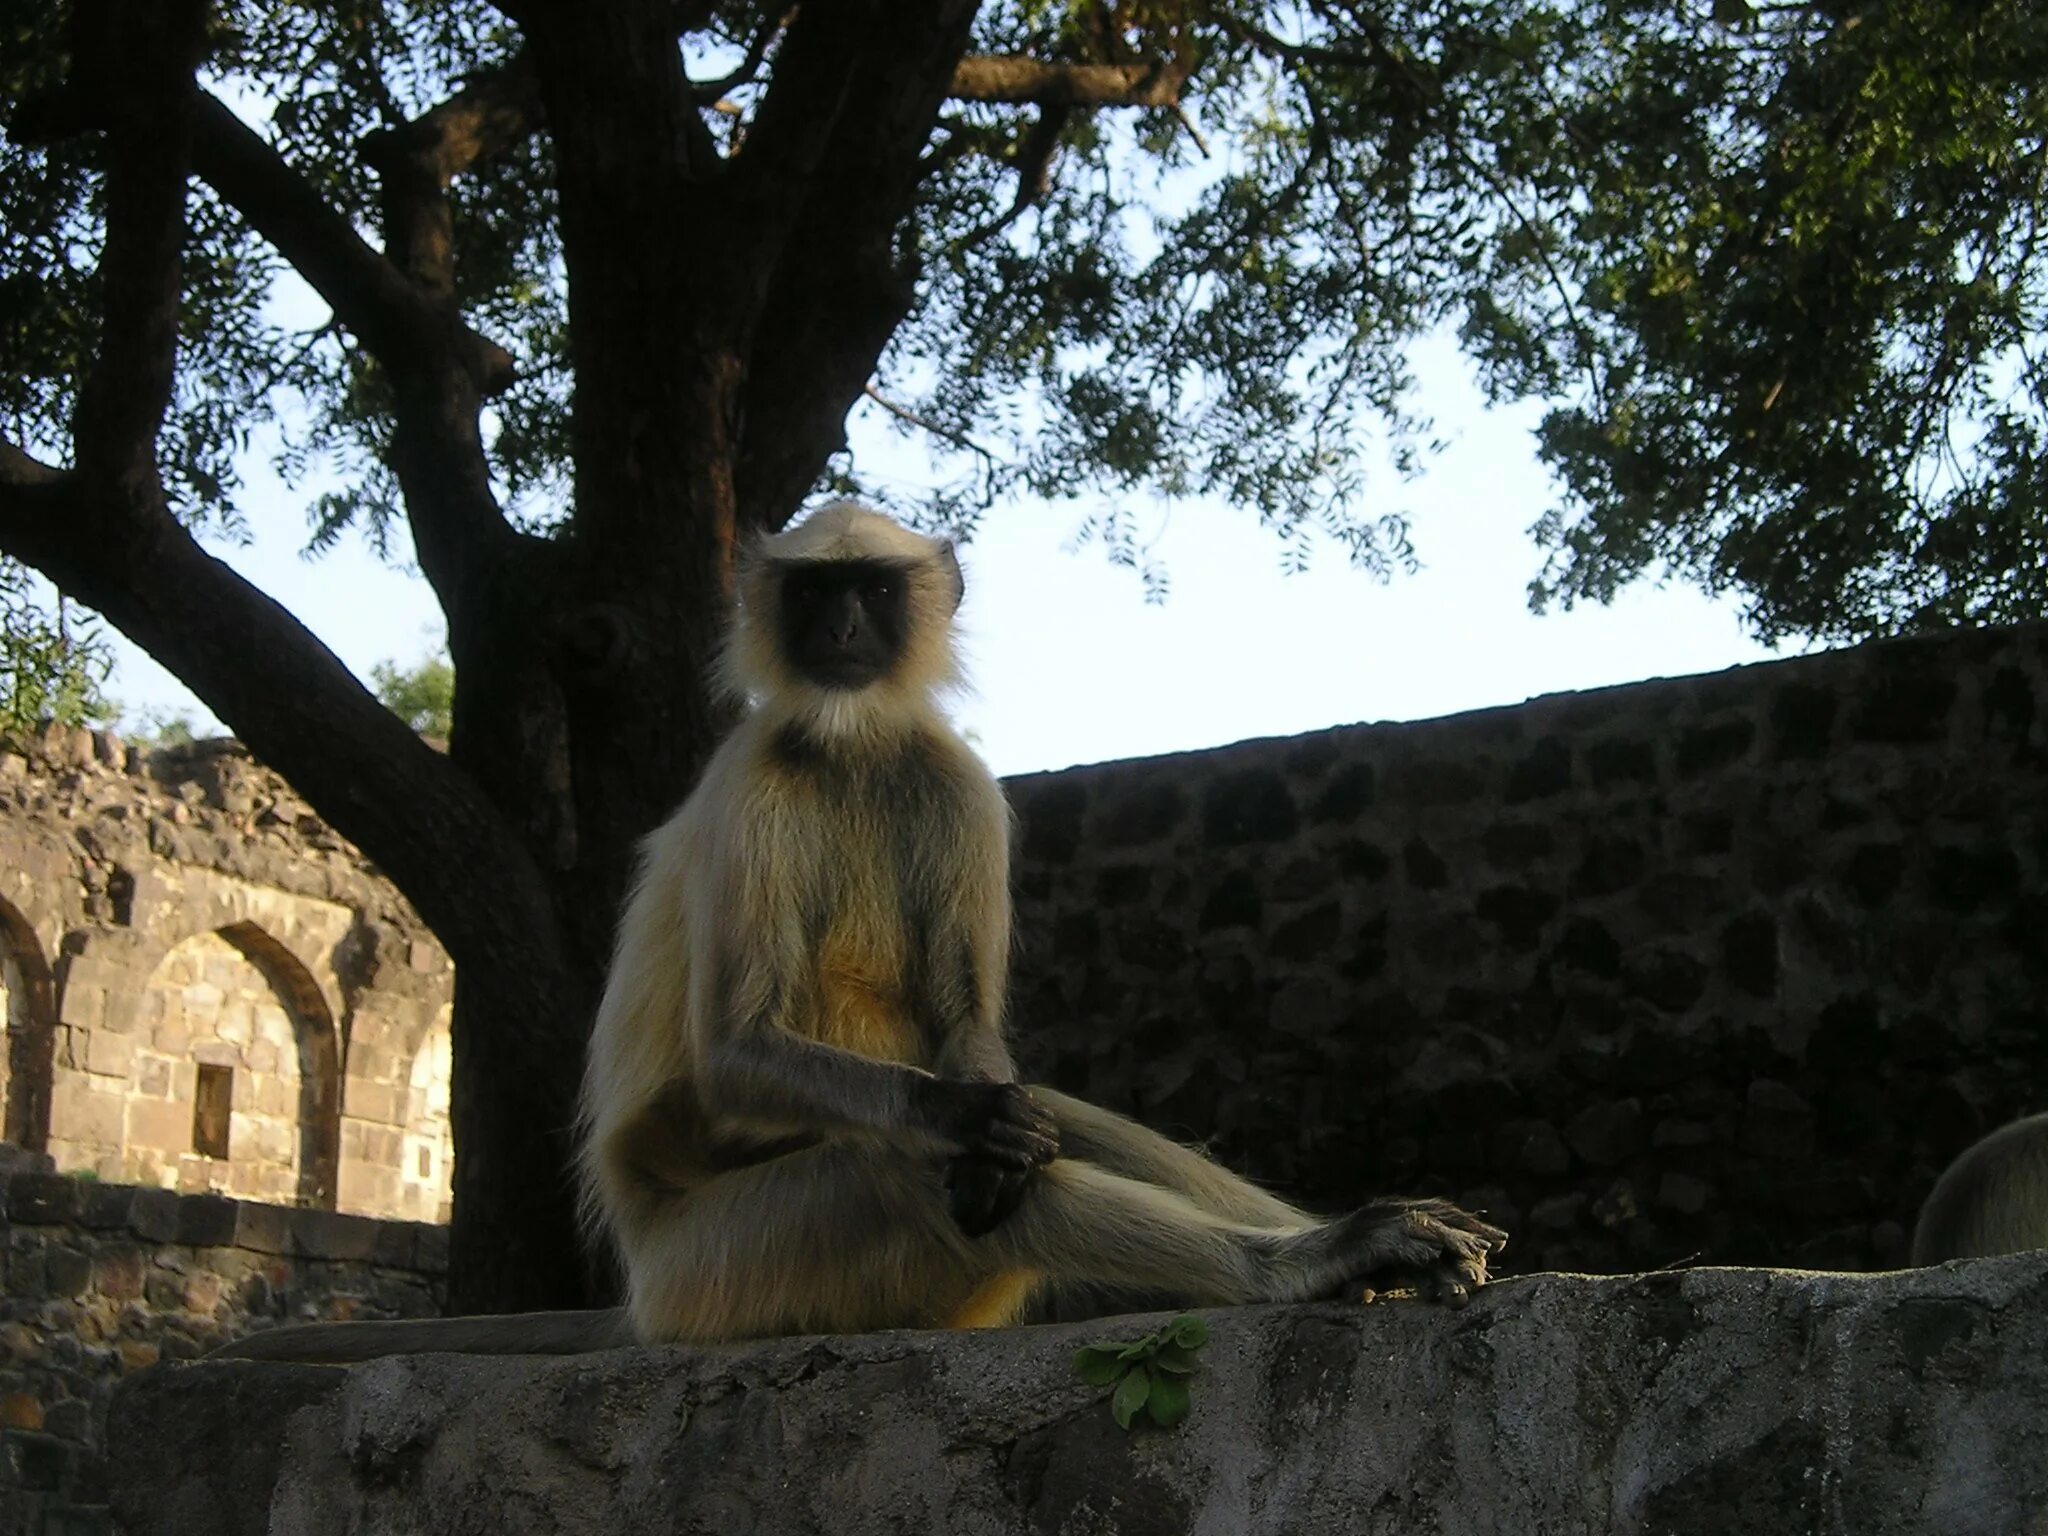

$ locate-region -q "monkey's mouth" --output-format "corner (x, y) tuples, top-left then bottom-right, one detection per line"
(802, 658), (889, 691)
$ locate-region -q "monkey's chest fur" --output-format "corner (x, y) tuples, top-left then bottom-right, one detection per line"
(765, 723), (1000, 1071)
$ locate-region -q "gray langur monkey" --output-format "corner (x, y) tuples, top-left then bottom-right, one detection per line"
(213, 502), (1503, 1363)
(1911, 1111), (2048, 1264)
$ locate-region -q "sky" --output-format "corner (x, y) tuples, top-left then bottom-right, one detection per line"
(102, 324), (1803, 779)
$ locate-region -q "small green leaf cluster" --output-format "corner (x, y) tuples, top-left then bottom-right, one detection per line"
(370, 652), (455, 740)
(0, 561), (112, 738)
(1072, 1313), (1208, 1431)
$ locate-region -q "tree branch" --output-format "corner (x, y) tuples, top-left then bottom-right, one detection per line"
(190, 93), (516, 394)
(947, 55), (1192, 108)
(191, 90), (539, 622)
(732, 0), (983, 531)
(517, 1), (738, 575)
(66, 0), (208, 499)
(359, 53), (542, 191)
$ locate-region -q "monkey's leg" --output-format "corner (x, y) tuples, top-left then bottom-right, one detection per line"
(624, 1143), (1504, 1343)
(987, 1159), (1504, 1308)
(1034, 1089), (1507, 1306)
(1032, 1087), (1315, 1231)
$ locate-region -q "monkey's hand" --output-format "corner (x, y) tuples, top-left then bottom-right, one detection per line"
(945, 1156), (1036, 1238)
(916, 1079), (1060, 1170)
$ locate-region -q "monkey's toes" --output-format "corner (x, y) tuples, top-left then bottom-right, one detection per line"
(946, 1157), (1032, 1237)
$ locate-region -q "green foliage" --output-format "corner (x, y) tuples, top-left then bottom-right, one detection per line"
(902, 0), (2048, 639)
(123, 709), (200, 748)
(371, 653), (455, 739)
(1, 1), (2043, 642)
(0, 560), (111, 738)
(1073, 1313), (1208, 1430)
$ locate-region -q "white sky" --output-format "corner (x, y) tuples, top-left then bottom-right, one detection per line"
(104, 326), (1803, 778)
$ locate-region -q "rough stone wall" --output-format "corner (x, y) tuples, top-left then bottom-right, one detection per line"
(0, 731), (454, 1225)
(1003, 622), (2048, 1277)
(103, 1254), (2048, 1536)
(0, 1149), (446, 1536)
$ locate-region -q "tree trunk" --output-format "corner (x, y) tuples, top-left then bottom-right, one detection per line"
(444, 964), (603, 1310)
(437, 531), (736, 1312)
(0, 0), (985, 1317)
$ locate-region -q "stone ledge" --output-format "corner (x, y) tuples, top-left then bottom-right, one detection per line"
(0, 1172), (448, 1273)
(108, 1255), (2048, 1536)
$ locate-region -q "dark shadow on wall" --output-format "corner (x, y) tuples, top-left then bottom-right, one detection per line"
(0, 896), (54, 1152)
(217, 921), (343, 1210)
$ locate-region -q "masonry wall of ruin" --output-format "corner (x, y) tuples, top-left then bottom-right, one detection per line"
(0, 731), (454, 1227)
(0, 1147), (446, 1534)
(1003, 622), (2048, 1276)
(2, 623), (2045, 1535)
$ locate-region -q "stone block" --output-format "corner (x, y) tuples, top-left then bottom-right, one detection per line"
(412, 1225), (450, 1273)
(123, 1097), (191, 1156)
(0, 1391), (42, 1431)
(343, 1167), (402, 1220)
(368, 1223), (417, 1271)
(43, 1246), (91, 1298)
(173, 1195), (237, 1248)
(59, 983), (108, 1033)
(75, 1183), (136, 1230)
(232, 1202), (292, 1256)
(8, 1428), (68, 1492)
(90, 1245), (145, 1302)
(81, 1028), (134, 1079)
(290, 1211), (380, 1264)
(6, 1174), (80, 1225)
(127, 1189), (180, 1244)
(49, 1079), (125, 1152)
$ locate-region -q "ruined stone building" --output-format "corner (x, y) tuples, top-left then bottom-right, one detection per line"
(0, 729), (453, 1223)
(2, 622), (2046, 1535)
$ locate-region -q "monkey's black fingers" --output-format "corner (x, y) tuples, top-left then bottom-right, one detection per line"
(921, 1079), (1061, 1168)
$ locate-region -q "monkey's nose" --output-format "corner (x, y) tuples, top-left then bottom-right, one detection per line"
(825, 595), (862, 645)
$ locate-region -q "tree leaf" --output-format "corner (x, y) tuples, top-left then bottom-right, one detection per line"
(1074, 1345), (1127, 1387)
(1151, 1342), (1200, 1375)
(1169, 1315), (1209, 1349)
(1111, 1365), (1151, 1430)
(1145, 1372), (1192, 1428)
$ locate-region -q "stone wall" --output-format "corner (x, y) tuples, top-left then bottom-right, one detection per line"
(0, 1149), (446, 1536)
(0, 731), (454, 1225)
(103, 1254), (2048, 1536)
(1003, 622), (2048, 1277)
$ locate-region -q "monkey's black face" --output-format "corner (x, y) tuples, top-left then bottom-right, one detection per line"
(778, 559), (911, 690)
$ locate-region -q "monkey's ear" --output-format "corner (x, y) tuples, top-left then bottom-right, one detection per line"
(937, 541), (965, 613)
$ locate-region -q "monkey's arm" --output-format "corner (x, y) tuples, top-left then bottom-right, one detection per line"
(702, 972), (1057, 1169)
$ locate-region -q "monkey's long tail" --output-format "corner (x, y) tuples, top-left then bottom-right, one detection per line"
(203, 1307), (633, 1364)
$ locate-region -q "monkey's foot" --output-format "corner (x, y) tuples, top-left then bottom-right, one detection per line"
(1324, 1197), (1509, 1310)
